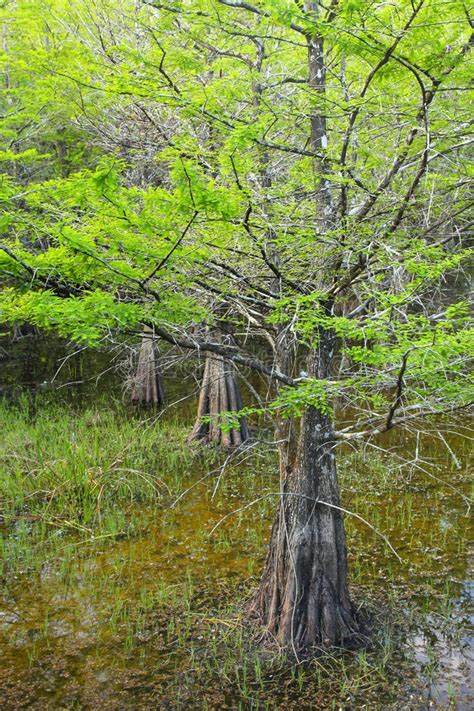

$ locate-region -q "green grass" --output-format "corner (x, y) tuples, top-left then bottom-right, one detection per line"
(0, 395), (216, 529)
(0, 394), (230, 580)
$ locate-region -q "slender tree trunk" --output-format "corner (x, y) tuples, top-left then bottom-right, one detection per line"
(131, 326), (165, 407)
(3, 23), (10, 91)
(188, 353), (248, 447)
(250, 331), (359, 650)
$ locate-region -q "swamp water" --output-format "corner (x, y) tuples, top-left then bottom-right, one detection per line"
(0, 338), (472, 709)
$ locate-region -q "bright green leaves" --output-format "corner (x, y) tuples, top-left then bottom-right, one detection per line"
(404, 246), (471, 281)
(445, 301), (471, 324)
(0, 0), (471, 438)
(0, 289), (143, 346)
(149, 291), (207, 328)
(213, 378), (335, 426)
(273, 379), (333, 418)
(345, 311), (474, 416)
(170, 157), (243, 219)
(225, 122), (263, 151)
(268, 292), (386, 345)
(0, 285), (206, 347)
(0, 152), (215, 342)
(0, 149), (52, 163)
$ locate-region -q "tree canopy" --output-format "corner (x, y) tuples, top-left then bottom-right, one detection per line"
(1, 0), (472, 435)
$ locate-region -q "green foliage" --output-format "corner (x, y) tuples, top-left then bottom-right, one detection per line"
(0, 289), (143, 344)
(0, 0), (471, 424)
(272, 379), (333, 418)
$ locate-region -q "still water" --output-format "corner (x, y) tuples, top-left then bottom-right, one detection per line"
(0, 336), (472, 709)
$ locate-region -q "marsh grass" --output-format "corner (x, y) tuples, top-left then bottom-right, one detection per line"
(0, 395), (218, 527)
(88, 573), (413, 710)
(0, 395), (229, 582)
(0, 395), (471, 709)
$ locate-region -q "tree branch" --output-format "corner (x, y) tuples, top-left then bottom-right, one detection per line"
(148, 323), (297, 386)
(386, 351), (409, 430)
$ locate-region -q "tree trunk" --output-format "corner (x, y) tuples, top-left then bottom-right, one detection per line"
(188, 354), (248, 447)
(130, 327), (165, 407)
(250, 332), (359, 650)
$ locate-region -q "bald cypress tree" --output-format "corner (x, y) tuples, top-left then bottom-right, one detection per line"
(1, 0), (472, 650)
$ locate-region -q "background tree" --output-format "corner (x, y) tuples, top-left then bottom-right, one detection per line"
(130, 325), (165, 406)
(0, 0), (472, 650)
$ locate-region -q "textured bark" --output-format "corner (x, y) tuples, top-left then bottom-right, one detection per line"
(131, 327), (165, 407)
(249, 333), (359, 650)
(188, 354), (248, 447)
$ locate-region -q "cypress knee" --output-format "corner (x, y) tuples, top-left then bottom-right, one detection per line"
(188, 354), (248, 447)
